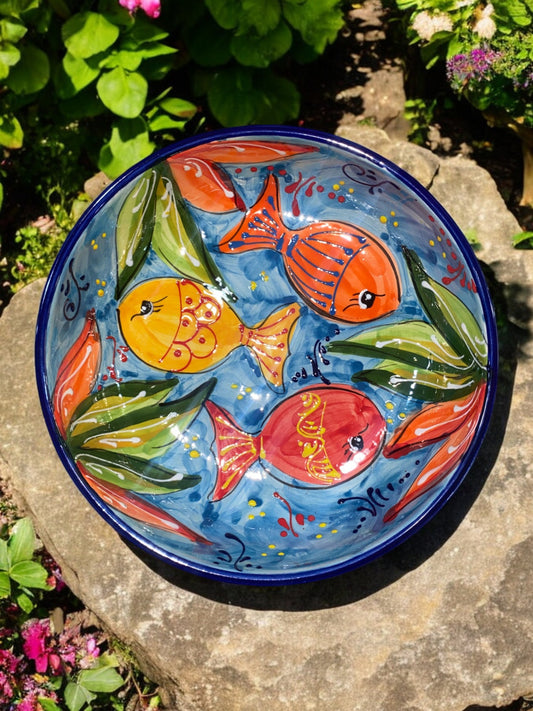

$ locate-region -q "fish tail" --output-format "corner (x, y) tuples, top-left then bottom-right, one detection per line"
(244, 303), (300, 389)
(218, 173), (286, 254)
(205, 400), (261, 501)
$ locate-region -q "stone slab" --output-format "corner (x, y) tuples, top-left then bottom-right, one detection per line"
(1, 129), (532, 710)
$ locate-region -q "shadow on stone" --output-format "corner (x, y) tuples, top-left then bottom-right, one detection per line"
(124, 264), (526, 612)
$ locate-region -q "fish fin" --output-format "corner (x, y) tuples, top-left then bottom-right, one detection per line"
(218, 173), (285, 254)
(245, 303), (300, 389)
(205, 400), (260, 501)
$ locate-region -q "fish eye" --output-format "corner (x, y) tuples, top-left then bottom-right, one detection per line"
(348, 435), (364, 452)
(140, 300), (154, 316)
(358, 290), (376, 309)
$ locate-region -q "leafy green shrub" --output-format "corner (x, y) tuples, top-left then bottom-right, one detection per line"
(392, 0), (533, 206)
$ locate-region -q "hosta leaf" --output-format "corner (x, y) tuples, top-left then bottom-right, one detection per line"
(115, 168), (158, 299)
(69, 378), (179, 441)
(328, 319), (470, 374)
(152, 165), (233, 294)
(403, 247), (488, 368)
(76, 451), (200, 493)
(353, 359), (479, 402)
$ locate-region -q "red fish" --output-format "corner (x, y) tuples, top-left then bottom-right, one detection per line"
(218, 174), (401, 323)
(205, 385), (386, 501)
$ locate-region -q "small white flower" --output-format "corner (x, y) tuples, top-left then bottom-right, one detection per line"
(412, 10), (454, 42)
(473, 3), (497, 39)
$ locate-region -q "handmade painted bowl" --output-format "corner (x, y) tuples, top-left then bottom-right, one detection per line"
(36, 127), (497, 584)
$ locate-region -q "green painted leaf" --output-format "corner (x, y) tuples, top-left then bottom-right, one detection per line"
(64, 680), (96, 711)
(328, 319), (470, 374)
(76, 451), (200, 493)
(71, 379), (216, 458)
(8, 517), (34, 564)
(62, 12), (120, 59)
(97, 67), (148, 118)
(6, 42), (49, 94)
(0, 113), (23, 148)
(9, 560), (50, 589)
(152, 165), (231, 292)
(114, 167), (158, 299)
(69, 378), (179, 441)
(403, 248), (488, 368)
(98, 117), (155, 180)
(230, 20), (292, 68)
(78, 665), (124, 693)
(353, 359), (479, 402)
(0, 571), (10, 598)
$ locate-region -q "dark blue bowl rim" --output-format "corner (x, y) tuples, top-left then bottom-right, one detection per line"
(35, 125), (499, 586)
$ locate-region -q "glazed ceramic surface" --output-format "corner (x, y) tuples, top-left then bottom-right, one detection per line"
(36, 127), (497, 584)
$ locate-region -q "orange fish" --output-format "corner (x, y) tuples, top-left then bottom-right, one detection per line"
(118, 278), (300, 388)
(218, 174), (401, 324)
(205, 384), (386, 501)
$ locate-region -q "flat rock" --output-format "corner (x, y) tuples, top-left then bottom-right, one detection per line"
(1, 128), (532, 711)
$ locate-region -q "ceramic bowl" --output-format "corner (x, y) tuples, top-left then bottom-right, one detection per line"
(36, 127), (497, 584)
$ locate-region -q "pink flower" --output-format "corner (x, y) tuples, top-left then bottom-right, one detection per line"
(22, 620), (50, 674)
(119, 0), (161, 18)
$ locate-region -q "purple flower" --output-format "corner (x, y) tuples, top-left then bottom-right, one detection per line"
(447, 47), (501, 90)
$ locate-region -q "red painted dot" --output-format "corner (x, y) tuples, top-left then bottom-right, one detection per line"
(451, 252), (457, 260)
(182, 318), (190, 327)
(205, 311), (213, 318)
(199, 337), (206, 344)
(250, 166), (257, 172)
(267, 165), (274, 171)
(174, 350), (182, 357)
(307, 515), (316, 522)
(235, 168), (242, 174)
(446, 237), (452, 245)
(185, 297), (193, 305)
(317, 185), (324, 192)
(280, 530), (288, 537)
(279, 169), (287, 176)
(338, 195), (346, 203)
(295, 513), (305, 525)
(328, 192), (335, 199)
(429, 215), (435, 222)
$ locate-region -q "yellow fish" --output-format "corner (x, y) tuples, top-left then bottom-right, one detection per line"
(118, 278), (300, 388)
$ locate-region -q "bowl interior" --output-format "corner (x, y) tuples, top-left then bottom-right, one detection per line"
(36, 127), (497, 584)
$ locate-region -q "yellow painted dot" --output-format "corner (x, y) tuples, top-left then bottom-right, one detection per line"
(339, 180), (345, 185)
(429, 239), (435, 246)
(385, 401), (394, 410)
(398, 412), (406, 420)
(259, 511), (266, 517)
(393, 221), (399, 227)
(442, 252), (446, 258)
(184, 443), (190, 449)
(102, 232), (106, 238)
(268, 544), (276, 549)
(250, 281), (257, 291)
(231, 384), (238, 389)
(387, 417), (394, 424)
(96, 279), (101, 284)
(277, 551), (285, 556)
(319, 522), (327, 528)
(260, 271), (269, 282)
(93, 243), (98, 250)
(101, 280), (106, 287)
(192, 435), (199, 441)
(333, 183), (340, 190)
(97, 289), (104, 297)
(248, 514), (255, 520)
(316, 534), (323, 539)
(245, 387), (252, 393)
(261, 552), (267, 557)
(349, 188), (354, 193)
(189, 450), (200, 458)
(237, 394), (243, 400)
(380, 216), (387, 223)
(331, 529), (338, 534)
(390, 211), (396, 217)
(248, 499), (257, 507)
